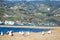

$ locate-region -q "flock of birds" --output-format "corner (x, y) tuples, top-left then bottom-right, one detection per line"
(0, 31), (30, 36)
(0, 30), (52, 36)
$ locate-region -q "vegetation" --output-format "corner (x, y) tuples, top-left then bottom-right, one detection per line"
(0, 1), (60, 25)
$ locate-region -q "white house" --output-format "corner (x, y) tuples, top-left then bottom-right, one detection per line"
(8, 21), (14, 25)
(4, 21), (14, 25)
(4, 20), (8, 25)
(0, 21), (3, 24)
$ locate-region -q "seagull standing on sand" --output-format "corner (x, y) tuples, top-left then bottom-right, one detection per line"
(21, 31), (25, 36)
(42, 31), (45, 35)
(1, 32), (3, 36)
(9, 30), (13, 36)
(47, 30), (52, 34)
(6, 31), (9, 35)
(19, 31), (25, 36)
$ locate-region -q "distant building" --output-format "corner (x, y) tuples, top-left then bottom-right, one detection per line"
(47, 8), (50, 11)
(10, 6), (18, 10)
(54, 14), (60, 16)
(3, 14), (12, 17)
(0, 21), (3, 24)
(4, 20), (14, 25)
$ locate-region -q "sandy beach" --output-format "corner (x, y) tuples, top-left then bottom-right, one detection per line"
(0, 27), (60, 40)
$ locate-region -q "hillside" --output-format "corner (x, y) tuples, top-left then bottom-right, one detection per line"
(0, 1), (60, 26)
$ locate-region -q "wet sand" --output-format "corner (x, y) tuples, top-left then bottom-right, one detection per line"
(0, 27), (60, 40)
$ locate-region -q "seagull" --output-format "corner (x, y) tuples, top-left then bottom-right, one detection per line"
(1, 32), (3, 36)
(19, 31), (25, 36)
(9, 30), (13, 36)
(42, 31), (45, 35)
(47, 30), (52, 34)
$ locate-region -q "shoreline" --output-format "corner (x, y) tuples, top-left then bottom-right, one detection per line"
(0, 28), (60, 40)
(0, 25), (60, 28)
(0, 25), (60, 30)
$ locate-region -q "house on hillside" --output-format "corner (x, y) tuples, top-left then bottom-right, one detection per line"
(54, 14), (60, 17)
(4, 20), (14, 25)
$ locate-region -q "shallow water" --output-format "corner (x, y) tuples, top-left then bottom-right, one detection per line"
(0, 27), (50, 34)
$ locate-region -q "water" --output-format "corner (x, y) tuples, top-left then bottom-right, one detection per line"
(0, 27), (50, 34)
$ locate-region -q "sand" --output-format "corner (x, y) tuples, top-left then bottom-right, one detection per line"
(0, 27), (60, 40)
